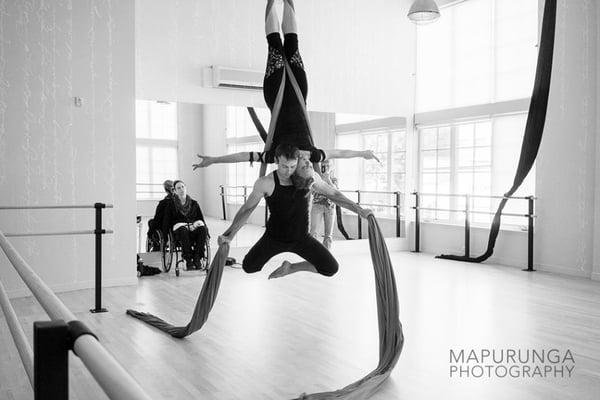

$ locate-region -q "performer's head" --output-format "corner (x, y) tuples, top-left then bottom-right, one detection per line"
(292, 155), (315, 190)
(275, 143), (300, 179)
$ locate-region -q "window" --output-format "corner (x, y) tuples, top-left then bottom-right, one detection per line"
(416, 0), (538, 112)
(136, 101), (178, 200)
(225, 106), (273, 204)
(335, 117), (406, 218)
(418, 114), (534, 226)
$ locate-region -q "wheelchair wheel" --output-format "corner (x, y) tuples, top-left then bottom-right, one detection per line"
(161, 231), (174, 273)
(146, 229), (161, 253)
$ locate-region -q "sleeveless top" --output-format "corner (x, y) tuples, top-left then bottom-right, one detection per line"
(265, 172), (310, 241)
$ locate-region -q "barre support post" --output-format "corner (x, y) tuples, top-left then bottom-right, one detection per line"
(91, 203), (107, 313)
(34, 320), (69, 400)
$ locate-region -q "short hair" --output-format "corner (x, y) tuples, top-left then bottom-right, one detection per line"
(163, 180), (174, 193)
(274, 143), (300, 161)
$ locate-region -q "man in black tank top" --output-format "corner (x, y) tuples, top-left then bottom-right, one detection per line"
(218, 144), (372, 279)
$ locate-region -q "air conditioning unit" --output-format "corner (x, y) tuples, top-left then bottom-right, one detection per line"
(207, 65), (264, 90)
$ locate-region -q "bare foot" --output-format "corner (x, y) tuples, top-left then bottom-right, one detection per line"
(268, 260), (293, 280)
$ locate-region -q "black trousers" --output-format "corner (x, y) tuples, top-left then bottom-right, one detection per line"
(242, 233), (339, 277)
(173, 226), (207, 261)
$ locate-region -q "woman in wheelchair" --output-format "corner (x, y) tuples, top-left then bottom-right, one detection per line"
(165, 180), (209, 270)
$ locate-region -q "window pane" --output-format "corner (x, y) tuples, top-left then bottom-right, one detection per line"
(421, 128), (437, 150)
(457, 124), (474, 147)
(458, 148), (474, 168)
(149, 102), (177, 140)
(416, 0), (538, 110)
(392, 131), (406, 151)
(438, 127), (451, 149)
(438, 149), (451, 169)
(474, 147), (491, 166)
(475, 122), (492, 146)
(422, 150), (437, 170)
(151, 147), (178, 183)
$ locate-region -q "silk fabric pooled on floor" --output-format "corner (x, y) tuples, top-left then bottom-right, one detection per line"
(127, 215), (403, 398)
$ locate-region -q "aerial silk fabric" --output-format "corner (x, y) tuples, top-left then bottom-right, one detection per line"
(437, 0), (556, 263)
(126, 242), (230, 338)
(336, 205), (353, 240)
(126, 216), (403, 399)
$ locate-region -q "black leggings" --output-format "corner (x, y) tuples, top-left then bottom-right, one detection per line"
(242, 233), (339, 277)
(173, 226), (207, 261)
(263, 32), (307, 109)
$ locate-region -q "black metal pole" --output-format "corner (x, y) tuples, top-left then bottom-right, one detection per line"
(414, 192), (420, 252)
(220, 185), (227, 220)
(523, 196), (536, 272)
(34, 320), (69, 400)
(91, 203), (107, 313)
(357, 190), (362, 239)
(395, 192), (401, 238)
(465, 194), (470, 257)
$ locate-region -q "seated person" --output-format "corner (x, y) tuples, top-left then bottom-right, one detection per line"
(164, 180), (208, 270)
(147, 180), (174, 250)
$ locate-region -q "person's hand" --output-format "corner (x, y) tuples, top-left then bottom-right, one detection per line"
(218, 234), (232, 246)
(362, 150), (381, 164)
(192, 155), (213, 170)
(193, 220), (204, 229)
(359, 208), (374, 219)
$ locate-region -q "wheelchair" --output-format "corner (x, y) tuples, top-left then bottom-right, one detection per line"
(146, 222), (211, 277)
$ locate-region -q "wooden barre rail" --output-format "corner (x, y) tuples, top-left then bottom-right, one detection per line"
(0, 279), (34, 384)
(0, 231), (152, 400)
(0, 204), (114, 210)
(5, 229), (115, 238)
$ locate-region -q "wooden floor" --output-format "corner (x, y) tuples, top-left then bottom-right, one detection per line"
(1, 243), (600, 399)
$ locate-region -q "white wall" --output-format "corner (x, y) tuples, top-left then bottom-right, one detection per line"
(593, 0), (600, 281)
(135, 0), (415, 116)
(535, 0), (598, 278)
(0, 0), (136, 297)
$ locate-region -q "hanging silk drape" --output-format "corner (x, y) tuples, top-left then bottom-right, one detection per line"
(126, 216), (403, 399)
(336, 205), (353, 240)
(437, 0), (556, 263)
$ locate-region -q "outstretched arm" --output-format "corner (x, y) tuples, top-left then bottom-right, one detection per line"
(218, 179), (268, 244)
(193, 152), (267, 170)
(311, 174), (373, 218)
(323, 149), (381, 163)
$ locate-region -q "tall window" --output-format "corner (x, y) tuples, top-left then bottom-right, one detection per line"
(416, 0), (538, 112)
(136, 101), (178, 200)
(335, 116), (406, 217)
(418, 114), (534, 226)
(415, 0), (538, 228)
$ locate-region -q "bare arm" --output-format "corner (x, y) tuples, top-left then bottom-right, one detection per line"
(323, 149), (381, 163)
(193, 152), (265, 170)
(311, 173), (372, 218)
(219, 178), (270, 243)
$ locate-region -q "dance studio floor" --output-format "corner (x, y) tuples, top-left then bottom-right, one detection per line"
(2, 223), (600, 399)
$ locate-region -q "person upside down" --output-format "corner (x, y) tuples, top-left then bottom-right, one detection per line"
(193, 0), (380, 171)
